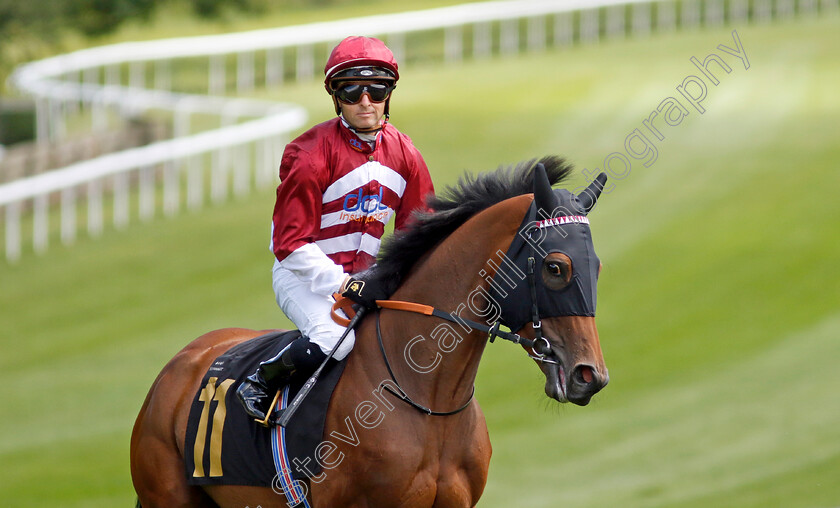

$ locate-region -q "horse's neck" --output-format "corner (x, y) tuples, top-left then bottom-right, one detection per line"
(375, 195), (533, 410)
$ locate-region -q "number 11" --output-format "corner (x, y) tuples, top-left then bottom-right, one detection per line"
(192, 377), (235, 477)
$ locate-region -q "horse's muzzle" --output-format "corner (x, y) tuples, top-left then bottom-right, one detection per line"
(542, 358), (609, 405)
(566, 363), (609, 406)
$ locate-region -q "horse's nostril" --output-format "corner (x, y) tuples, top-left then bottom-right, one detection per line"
(574, 365), (595, 385)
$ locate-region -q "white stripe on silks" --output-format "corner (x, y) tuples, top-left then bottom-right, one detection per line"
(370, 162), (407, 197)
(321, 162), (407, 203)
(358, 232), (382, 257)
(315, 232), (381, 257)
(320, 210), (346, 229)
(320, 206), (394, 229)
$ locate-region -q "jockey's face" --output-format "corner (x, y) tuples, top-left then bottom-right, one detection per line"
(337, 81), (388, 132)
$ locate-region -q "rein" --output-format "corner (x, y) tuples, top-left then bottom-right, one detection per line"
(374, 310), (475, 416)
(331, 295), (554, 361)
(330, 259), (558, 417)
(374, 299), (552, 359)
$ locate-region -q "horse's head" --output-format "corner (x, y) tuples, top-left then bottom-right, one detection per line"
(490, 165), (609, 406)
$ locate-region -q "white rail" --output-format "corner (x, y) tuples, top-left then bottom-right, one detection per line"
(2, 0), (832, 262)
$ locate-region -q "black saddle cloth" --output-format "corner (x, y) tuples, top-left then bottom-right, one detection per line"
(184, 330), (346, 487)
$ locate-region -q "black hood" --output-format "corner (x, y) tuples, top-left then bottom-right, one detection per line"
(490, 165), (607, 331)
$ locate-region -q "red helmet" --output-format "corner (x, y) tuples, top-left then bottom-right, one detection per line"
(324, 36), (399, 90)
(324, 36), (399, 116)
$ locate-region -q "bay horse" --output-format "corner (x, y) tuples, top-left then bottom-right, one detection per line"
(131, 157), (610, 507)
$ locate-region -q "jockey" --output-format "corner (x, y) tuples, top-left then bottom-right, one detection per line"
(237, 36), (435, 423)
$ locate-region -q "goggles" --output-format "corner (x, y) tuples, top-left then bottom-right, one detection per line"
(333, 82), (394, 104)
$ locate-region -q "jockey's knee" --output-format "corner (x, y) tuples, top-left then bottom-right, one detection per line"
(308, 326), (355, 361)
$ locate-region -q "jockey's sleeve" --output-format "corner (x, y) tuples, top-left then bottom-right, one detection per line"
(393, 149), (435, 230)
(271, 141), (346, 296)
(275, 243), (346, 296)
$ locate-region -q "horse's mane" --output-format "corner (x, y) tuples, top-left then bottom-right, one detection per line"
(368, 155), (574, 294)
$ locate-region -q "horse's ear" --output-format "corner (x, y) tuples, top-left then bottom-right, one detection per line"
(533, 163), (557, 216)
(577, 172), (608, 215)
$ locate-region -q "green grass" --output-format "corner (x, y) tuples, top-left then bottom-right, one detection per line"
(1, 12), (839, 508)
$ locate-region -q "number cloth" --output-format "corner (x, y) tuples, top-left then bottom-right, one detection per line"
(184, 331), (347, 489)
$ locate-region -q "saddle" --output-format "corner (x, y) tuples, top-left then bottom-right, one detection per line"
(183, 330), (347, 488)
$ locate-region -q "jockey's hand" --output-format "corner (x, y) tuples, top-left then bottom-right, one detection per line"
(340, 274), (385, 309)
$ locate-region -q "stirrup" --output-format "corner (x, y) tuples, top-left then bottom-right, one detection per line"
(255, 389), (282, 428)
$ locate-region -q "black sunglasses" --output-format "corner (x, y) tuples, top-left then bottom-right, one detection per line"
(333, 82), (394, 104)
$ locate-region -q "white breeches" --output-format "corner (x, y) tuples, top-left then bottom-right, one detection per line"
(272, 264), (355, 361)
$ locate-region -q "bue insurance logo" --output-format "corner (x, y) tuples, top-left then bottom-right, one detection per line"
(339, 187), (390, 224)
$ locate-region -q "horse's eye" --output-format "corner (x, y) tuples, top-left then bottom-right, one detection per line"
(542, 254), (572, 290)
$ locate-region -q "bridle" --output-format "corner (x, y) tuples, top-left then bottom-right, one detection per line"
(330, 165), (606, 418)
(331, 251), (558, 417)
(373, 311), (474, 416)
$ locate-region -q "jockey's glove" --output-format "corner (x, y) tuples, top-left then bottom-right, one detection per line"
(340, 274), (386, 309)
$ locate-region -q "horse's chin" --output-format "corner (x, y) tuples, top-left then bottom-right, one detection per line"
(543, 362), (568, 403)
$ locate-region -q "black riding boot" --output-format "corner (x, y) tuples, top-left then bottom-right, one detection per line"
(236, 336), (327, 424)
